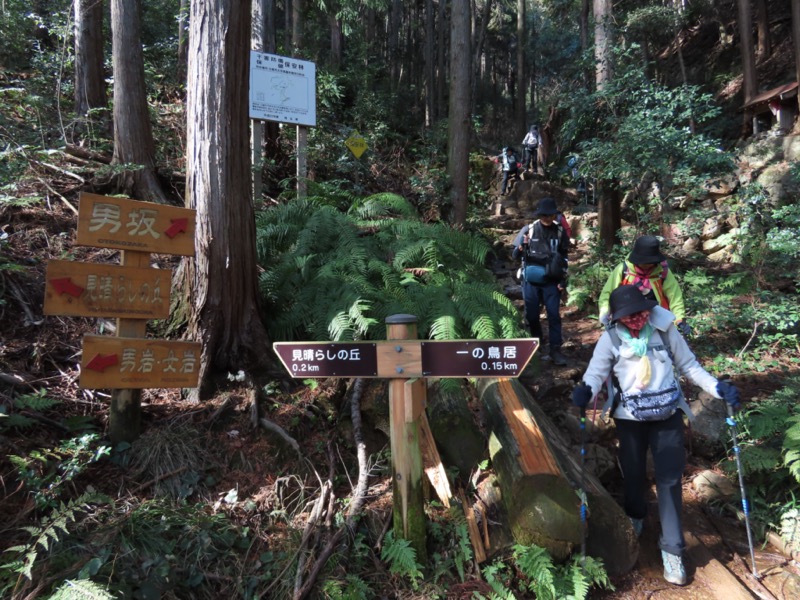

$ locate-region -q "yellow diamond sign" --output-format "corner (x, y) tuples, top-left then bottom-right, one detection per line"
(345, 131), (368, 159)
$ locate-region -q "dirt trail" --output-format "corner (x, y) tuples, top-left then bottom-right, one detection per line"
(484, 175), (800, 599)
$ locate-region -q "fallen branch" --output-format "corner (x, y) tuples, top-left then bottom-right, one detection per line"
(293, 378), (371, 600)
(130, 466), (188, 496)
(64, 144), (112, 164)
(259, 417), (301, 456)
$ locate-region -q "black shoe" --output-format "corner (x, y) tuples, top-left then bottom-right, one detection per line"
(550, 348), (568, 366)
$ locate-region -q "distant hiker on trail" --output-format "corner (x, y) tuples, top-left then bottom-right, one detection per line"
(598, 235), (690, 336)
(492, 146), (520, 196)
(521, 125), (541, 173)
(571, 285), (741, 587)
(511, 197), (570, 365)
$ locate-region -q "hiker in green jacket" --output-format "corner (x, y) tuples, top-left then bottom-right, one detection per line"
(598, 236), (690, 336)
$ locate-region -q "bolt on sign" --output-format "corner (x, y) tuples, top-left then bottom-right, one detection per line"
(273, 339), (538, 379)
(44, 259), (170, 319)
(80, 335), (201, 389)
(76, 192), (195, 255)
(345, 131), (368, 159)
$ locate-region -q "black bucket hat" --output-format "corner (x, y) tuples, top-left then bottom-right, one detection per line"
(609, 285), (658, 323)
(534, 197), (559, 216)
(628, 235), (665, 264)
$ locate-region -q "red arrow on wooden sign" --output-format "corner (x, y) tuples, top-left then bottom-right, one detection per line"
(50, 277), (85, 298)
(86, 353), (119, 372)
(164, 218), (188, 238)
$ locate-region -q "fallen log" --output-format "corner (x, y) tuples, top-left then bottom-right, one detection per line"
(477, 378), (638, 576)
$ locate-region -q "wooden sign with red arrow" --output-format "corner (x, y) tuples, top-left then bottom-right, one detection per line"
(76, 193), (196, 256)
(44, 259), (171, 319)
(80, 335), (201, 389)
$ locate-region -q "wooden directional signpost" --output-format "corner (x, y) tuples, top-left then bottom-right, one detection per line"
(274, 315), (538, 562)
(43, 192), (199, 444)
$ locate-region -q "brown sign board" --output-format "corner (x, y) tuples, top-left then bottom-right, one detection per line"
(44, 259), (170, 319)
(420, 339), (538, 378)
(274, 339), (538, 379)
(76, 193), (196, 256)
(273, 342), (379, 378)
(80, 335), (201, 389)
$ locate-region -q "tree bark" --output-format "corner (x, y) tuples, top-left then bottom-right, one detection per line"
(73, 0), (106, 120)
(424, 0), (436, 127)
(737, 0), (757, 135)
(292, 0), (304, 53)
(792, 0), (800, 117)
(447, 0), (471, 227)
(477, 378), (638, 576)
(184, 0), (270, 399)
(754, 0), (770, 61)
(593, 0), (613, 91)
(177, 0), (189, 82)
(110, 0), (165, 201)
(515, 0), (526, 136)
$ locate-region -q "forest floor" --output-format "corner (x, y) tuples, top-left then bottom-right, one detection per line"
(1, 173), (799, 599)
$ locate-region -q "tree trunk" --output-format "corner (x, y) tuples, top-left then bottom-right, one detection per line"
(252, 0), (282, 166)
(292, 0), (304, 53)
(177, 0), (189, 82)
(424, 0), (436, 127)
(184, 0), (270, 399)
(110, 0), (164, 201)
(794, 0), (800, 117)
(73, 0), (106, 120)
(737, 0), (757, 135)
(447, 0), (471, 227)
(580, 0), (592, 87)
(329, 10), (343, 71)
(515, 0), (525, 136)
(593, 0), (613, 90)
(754, 0), (770, 61)
(477, 378), (639, 576)
(472, 0), (492, 115)
(437, 0), (447, 118)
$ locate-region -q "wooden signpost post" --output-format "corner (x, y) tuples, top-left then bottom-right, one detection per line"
(43, 192), (200, 444)
(274, 314), (538, 563)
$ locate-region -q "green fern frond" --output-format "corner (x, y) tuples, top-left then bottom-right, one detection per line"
(513, 544), (557, 599)
(740, 445), (782, 476)
(348, 193), (417, 221)
(14, 389), (60, 412)
(380, 532), (423, 589)
(48, 579), (115, 600)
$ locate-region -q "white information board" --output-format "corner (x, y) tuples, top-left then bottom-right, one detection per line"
(249, 51), (316, 127)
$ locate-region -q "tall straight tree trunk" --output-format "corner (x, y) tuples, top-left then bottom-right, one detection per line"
(425, 0), (436, 126)
(292, 0), (303, 53)
(177, 0), (189, 82)
(754, 0), (770, 61)
(793, 0), (800, 117)
(388, 0), (402, 88)
(110, 0), (164, 201)
(184, 0), (270, 399)
(515, 0), (525, 136)
(593, 0), (619, 250)
(737, 0), (757, 135)
(437, 0), (448, 117)
(448, 0), (471, 227)
(593, 0), (613, 90)
(329, 12), (343, 71)
(471, 0), (492, 115)
(580, 0), (591, 86)
(74, 0), (106, 120)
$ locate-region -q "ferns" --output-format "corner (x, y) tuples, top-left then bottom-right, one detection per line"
(380, 531), (424, 589)
(256, 197), (525, 343)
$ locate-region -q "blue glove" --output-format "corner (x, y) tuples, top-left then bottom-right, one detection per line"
(717, 381), (741, 409)
(676, 320), (692, 337)
(572, 384), (593, 408)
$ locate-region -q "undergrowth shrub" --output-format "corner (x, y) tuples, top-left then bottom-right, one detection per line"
(719, 377), (800, 546)
(256, 195), (526, 342)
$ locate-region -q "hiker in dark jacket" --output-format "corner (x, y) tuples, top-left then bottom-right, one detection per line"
(571, 285), (741, 586)
(511, 197), (570, 365)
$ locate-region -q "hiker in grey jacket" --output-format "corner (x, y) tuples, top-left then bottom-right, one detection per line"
(571, 285), (741, 587)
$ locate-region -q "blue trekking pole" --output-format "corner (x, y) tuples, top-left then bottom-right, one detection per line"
(579, 406), (588, 565)
(726, 403), (759, 577)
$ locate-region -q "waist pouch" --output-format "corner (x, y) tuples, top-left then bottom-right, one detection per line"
(621, 386), (679, 421)
(524, 264), (547, 284)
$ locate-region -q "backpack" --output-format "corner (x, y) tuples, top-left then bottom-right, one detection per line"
(522, 220), (566, 283)
(602, 324), (691, 421)
(621, 260), (669, 309)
